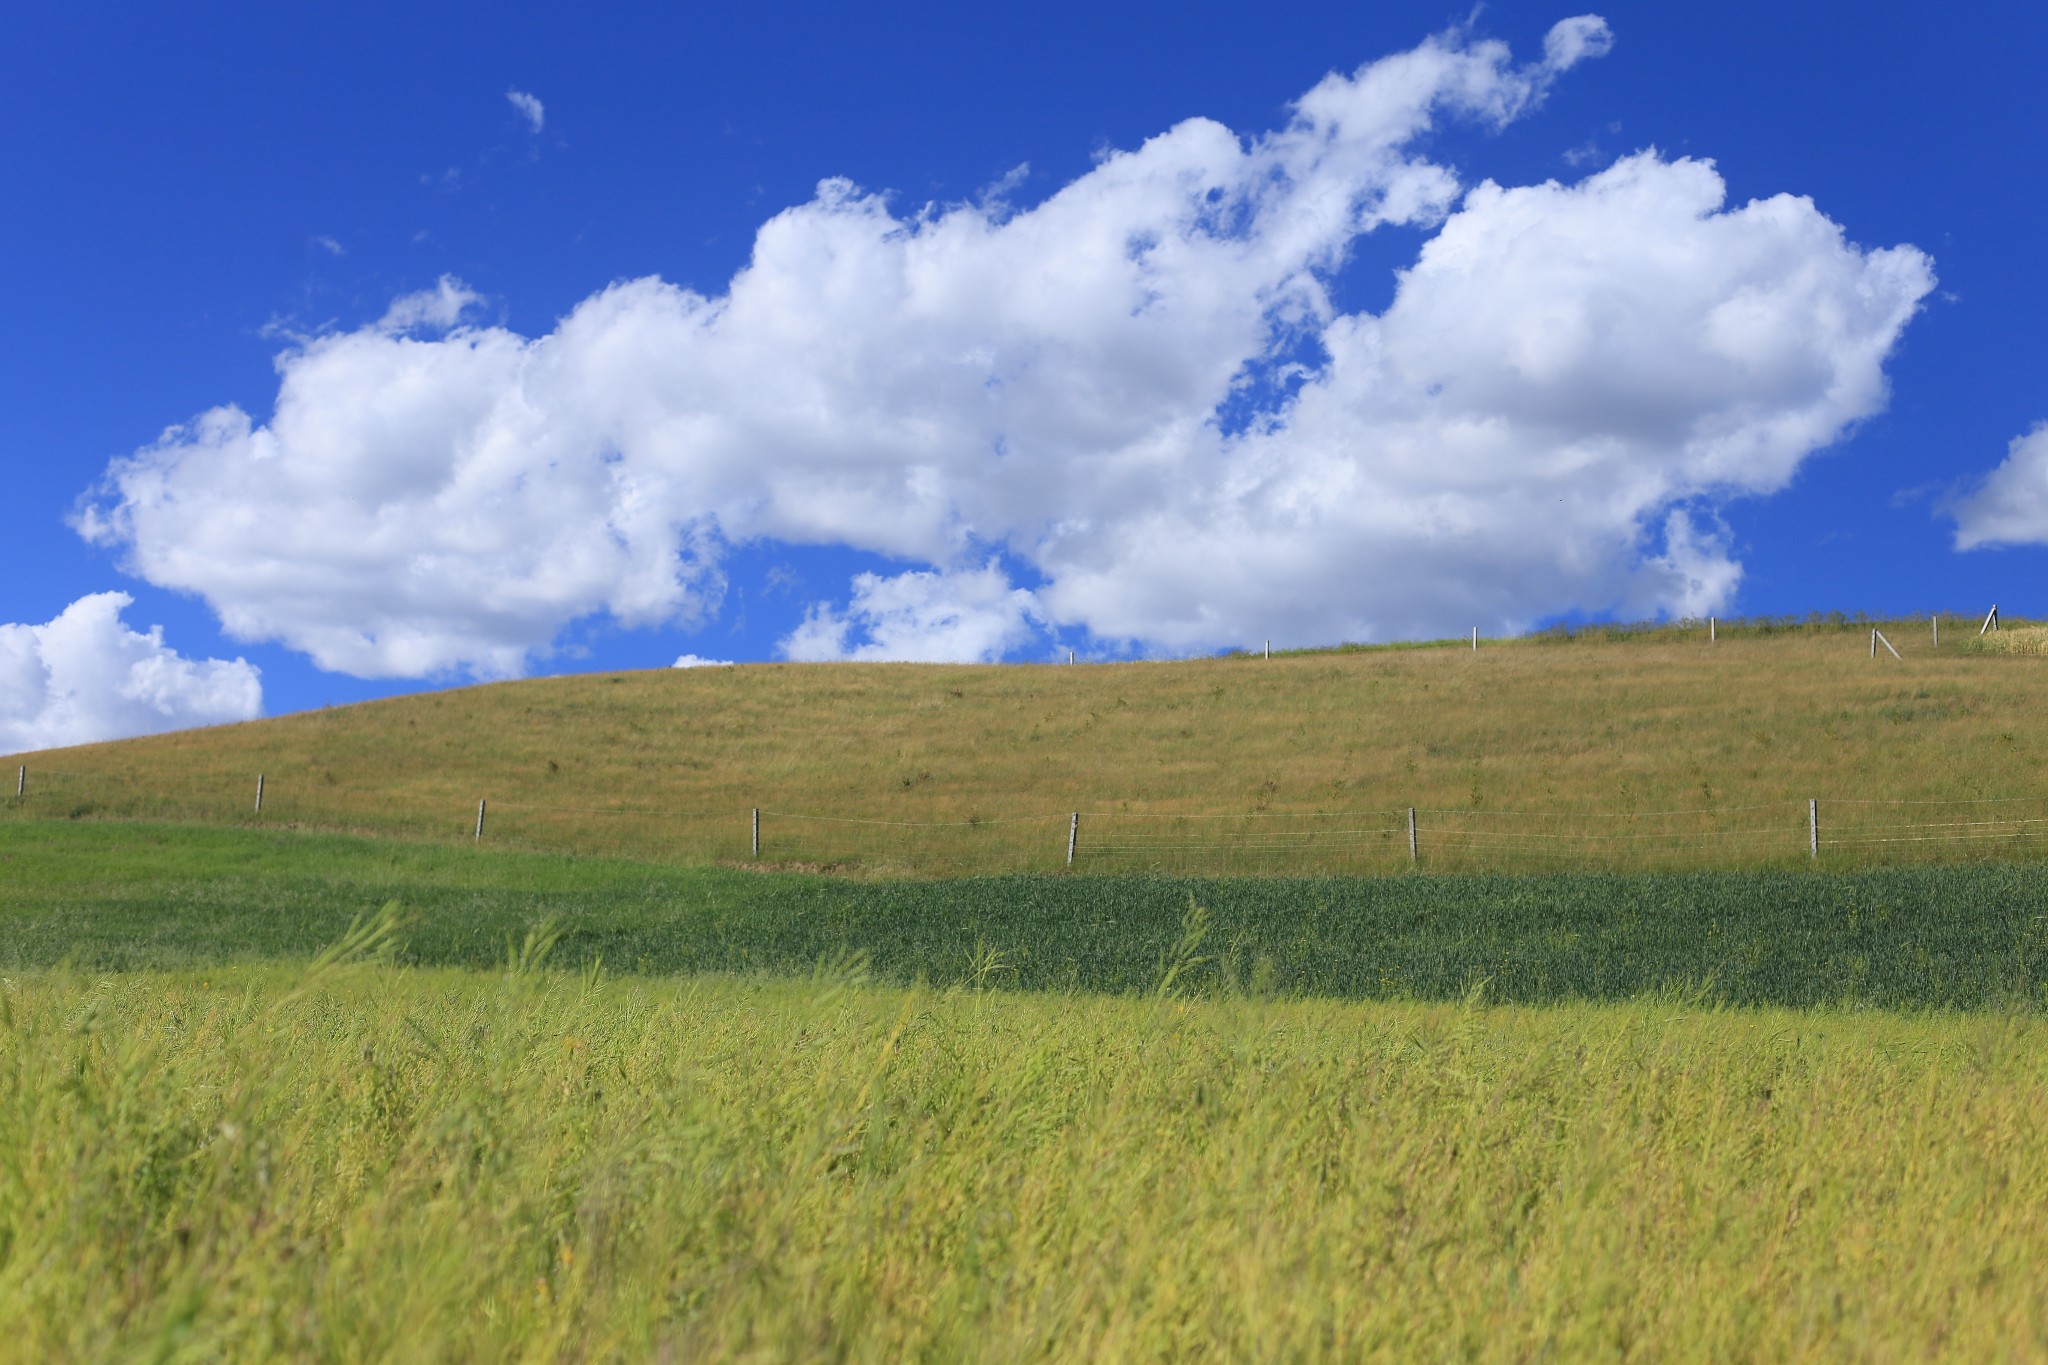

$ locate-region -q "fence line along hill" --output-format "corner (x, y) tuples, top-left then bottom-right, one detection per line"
(7, 613), (2047, 875)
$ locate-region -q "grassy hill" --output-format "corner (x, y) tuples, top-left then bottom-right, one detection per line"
(7, 614), (2046, 873)
(12, 623), (2048, 1358)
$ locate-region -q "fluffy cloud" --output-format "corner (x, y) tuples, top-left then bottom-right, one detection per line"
(1948, 423), (2048, 550)
(671, 653), (734, 668)
(78, 16), (1934, 673)
(0, 593), (262, 753)
(782, 563), (1044, 663)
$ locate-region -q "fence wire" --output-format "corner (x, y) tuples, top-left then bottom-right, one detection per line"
(7, 767), (2048, 874)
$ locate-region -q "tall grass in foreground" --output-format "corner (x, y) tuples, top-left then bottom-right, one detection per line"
(4, 955), (2046, 1359)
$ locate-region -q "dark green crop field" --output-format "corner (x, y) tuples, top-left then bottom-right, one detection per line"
(6, 819), (2044, 1010)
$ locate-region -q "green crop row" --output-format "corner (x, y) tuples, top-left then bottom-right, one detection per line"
(6, 820), (2045, 1010)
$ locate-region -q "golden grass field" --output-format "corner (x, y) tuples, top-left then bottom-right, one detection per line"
(7, 615), (2045, 873)
(7, 953), (2046, 1361)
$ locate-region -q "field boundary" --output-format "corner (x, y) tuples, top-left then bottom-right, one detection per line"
(10, 761), (2048, 875)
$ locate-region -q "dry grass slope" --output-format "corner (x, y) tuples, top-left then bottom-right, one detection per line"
(8, 616), (2046, 872)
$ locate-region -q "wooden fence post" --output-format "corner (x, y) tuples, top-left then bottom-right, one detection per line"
(14, 765), (22, 799)
(475, 799), (487, 841)
(254, 773), (265, 814)
(752, 808), (760, 858)
(1981, 605), (2000, 635)
(1067, 812), (1079, 866)
(1709, 616), (1716, 643)
(1408, 807), (1418, 863)
(1932, 613), (1939, 647)
(1809, 799), (1818, 859)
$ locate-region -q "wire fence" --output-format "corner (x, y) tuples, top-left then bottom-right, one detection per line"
(8, 761), (2048, 875)
(1073, 804), (1809, 873)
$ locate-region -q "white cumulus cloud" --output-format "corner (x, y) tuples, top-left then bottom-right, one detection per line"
(1948, 423), (2048, 550)
(782, 563), (1044, 663)
(506, 89), (544, 133)
(77, 16), (1934, 673)
(671, 653), (734, 668)
(0, 593), (262, 753)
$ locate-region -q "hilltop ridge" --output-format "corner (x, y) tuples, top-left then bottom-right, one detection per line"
(6, 617), (2042, 873)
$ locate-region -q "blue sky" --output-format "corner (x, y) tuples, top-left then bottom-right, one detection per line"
(5, 0), (2048, 747)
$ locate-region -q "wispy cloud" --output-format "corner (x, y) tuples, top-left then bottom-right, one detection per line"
(506, 88), (544, 134)
(374, 276), (483, 334)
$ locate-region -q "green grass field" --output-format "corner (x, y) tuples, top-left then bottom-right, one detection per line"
(7, 821), (2048, 1009)
(8, 622), (2048, 1358)
(7, 819), (2048, 1358)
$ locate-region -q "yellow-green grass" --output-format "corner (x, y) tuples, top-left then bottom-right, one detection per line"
(7, 615), (2046, 874)
(1973, 623), (2048, 657)
(4, 955), (2045, 1361)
